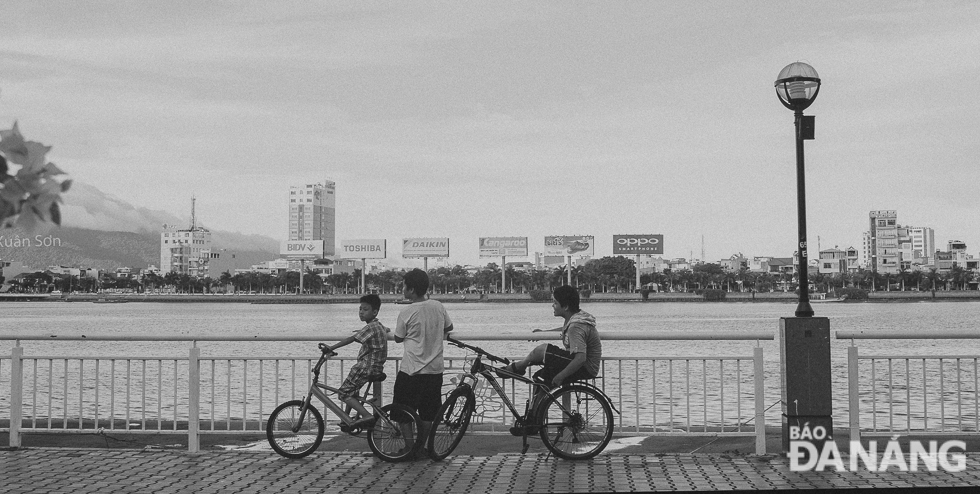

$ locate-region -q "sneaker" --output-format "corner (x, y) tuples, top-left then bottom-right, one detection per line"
(495, 363), (524, 380)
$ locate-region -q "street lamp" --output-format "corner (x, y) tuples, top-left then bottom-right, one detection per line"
(775, 62), (821, 317)
(774, 62), (832, 456)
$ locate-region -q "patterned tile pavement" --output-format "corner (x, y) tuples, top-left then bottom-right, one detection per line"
(2, 448), (980, 493)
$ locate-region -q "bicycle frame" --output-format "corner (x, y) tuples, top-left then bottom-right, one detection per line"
(293, 351), (388, 434)
(447, 337), (620, 422)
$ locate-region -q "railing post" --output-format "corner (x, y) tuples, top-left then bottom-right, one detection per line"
(753, 346), (766, 454)
(848, 344), (860, 443)
(9, 344), (24, 448)
(188, 344), (200, 453)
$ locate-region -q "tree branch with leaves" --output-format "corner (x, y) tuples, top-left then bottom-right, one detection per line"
(0, 122), (71, 230)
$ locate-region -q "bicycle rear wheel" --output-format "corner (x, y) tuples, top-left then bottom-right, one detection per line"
(368, 404), (422, 462)
(538, 385), (613, 460)
(426, 385), (475, 461)
(267, 400), (325, 459)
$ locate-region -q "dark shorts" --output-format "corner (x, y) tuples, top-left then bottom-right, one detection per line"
(392, 371), (443, 422)
(532, 344), (596, 386)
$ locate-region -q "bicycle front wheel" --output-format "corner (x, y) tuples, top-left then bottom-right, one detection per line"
(538, 385), (613, 460)
(368, 404), (422, 462)
(266, 400), (325, 459)
(426, 385), (475, 461)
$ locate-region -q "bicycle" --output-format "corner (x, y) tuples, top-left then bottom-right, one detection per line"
(266, 343), (423, 462)
(427, 336), (618, 461)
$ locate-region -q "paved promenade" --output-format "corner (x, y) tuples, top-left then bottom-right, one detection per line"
(2, 447), (980, 493)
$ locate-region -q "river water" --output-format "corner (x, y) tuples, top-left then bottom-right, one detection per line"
(2, 300), (979, 429)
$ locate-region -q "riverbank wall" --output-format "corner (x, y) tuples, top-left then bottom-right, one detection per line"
(27, 290), (980, 304)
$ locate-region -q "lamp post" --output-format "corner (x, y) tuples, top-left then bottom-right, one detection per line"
(774, 62), (832, 456)
(775, 62), (820, 317)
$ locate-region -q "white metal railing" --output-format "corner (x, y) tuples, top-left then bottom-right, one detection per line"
(838, 330), (980, 442)
(1, 331), (771, 454)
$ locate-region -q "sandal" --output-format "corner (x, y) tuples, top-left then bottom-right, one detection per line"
(495, 363), (525, 379)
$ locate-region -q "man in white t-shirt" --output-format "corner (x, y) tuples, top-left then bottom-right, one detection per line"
(393, 268), (453, 455)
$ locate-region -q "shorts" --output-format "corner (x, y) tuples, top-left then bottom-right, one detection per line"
(392, 371), (443, 422)
(532, 344), (596, 386)
(338, 363), (383, 401)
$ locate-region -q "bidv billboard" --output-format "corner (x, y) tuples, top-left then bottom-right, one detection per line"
(544, 235), (594, 257)
(280, 240), (324, 259)
(613, 234), (664, 255)
(479, 237), (528, 257)
(340, 239), (387, 259)
(403, 237), (450, 258)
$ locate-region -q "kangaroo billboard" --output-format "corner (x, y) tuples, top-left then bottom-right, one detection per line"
(544, 235), (595, 257)
(613, 234), (664, 255)
(479, 237), (528, 257)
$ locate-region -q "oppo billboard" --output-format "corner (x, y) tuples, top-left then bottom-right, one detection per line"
(613, 234), (664, 255)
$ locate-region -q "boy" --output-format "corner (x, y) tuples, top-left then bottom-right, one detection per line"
(393, 268), (454, 449)
(498, 285), (601, 388)
(324, 293), (389, 428)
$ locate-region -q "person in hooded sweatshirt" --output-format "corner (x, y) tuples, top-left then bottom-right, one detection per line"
(497, 285), (601, 390)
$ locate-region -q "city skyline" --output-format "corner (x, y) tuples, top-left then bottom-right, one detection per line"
(1, 2), (978, 266)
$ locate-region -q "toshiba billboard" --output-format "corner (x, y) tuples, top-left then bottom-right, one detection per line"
(612, 234), (664, 255)
(340, 239), (387, 259)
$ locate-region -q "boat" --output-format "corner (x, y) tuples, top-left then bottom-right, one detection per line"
(93, 298), (129, 304)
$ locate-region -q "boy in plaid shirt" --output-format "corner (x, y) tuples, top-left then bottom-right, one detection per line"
(324, 294), (389, 428)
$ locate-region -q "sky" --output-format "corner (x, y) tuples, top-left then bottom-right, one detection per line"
(1, 1), (978, 267)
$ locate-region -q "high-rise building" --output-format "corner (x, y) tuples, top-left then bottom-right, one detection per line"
(865, 210), (900, 274)
(289, 181), (335, 256)
(160, 198), (212, 276)
(905, 227), (935, 264)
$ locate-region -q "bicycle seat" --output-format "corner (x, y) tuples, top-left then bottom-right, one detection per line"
(367, 373), (387, 382)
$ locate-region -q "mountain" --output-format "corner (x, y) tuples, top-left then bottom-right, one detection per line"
(0, 182), (279, 271)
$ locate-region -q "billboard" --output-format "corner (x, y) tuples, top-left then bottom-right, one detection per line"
(613, 234), (664, 255)
(544, 235), (595, 257)
(340, 239), (387, 259)
(403, 237), (450, 258)
(280, 240), (324, 259)
(479, 237), (528, 257)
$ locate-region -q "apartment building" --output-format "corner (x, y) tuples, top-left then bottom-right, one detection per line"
(288, 181), (336, 257)
(864, 210), (901, 274)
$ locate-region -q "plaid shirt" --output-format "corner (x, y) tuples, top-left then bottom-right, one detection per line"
(338, 319), (389, 400)
(353, 319), (388, 373)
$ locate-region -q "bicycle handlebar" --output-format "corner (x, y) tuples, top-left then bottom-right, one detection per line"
(317, 343), (338, 357)
(445, 336), (510, 365)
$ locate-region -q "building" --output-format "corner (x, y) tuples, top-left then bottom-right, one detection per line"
(533, 252), (588, 270)
(865, 210), (901, 275)
(818, 248), (848, 275)
(289, 181), (336, 257)
(160, 198), (213, 277)
(905, 227), (936, 265)
(636, 255), (669, 275)
(719, 254), (747, 273)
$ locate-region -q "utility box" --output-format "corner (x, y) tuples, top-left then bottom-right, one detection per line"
(779, 317), (832, 454)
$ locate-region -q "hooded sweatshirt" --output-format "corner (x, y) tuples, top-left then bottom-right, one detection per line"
(562, 310), (602, 377)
